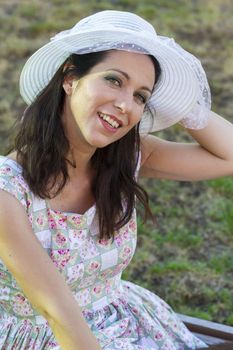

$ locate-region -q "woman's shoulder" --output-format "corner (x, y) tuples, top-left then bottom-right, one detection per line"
(0, 153), (23, 179)
(0, 154), (30, 209)
(5, 151), (17, 161)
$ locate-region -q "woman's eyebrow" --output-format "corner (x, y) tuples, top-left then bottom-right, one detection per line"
(106, 68), (153, 94)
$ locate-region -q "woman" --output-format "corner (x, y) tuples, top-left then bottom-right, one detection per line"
(0, 10), (232, 350)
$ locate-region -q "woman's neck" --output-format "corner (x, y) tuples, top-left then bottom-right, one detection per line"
(62, 105), (97, 174)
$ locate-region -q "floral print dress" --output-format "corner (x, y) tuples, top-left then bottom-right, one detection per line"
(0, 156), (207, 350)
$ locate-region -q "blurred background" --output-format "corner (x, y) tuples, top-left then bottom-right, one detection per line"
(0, 0), (233, 325)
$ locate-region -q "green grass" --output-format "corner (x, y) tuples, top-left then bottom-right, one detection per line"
(208, 177), (233, 197)
(0, 0), (233, 326)
(124, 177), (233, 325)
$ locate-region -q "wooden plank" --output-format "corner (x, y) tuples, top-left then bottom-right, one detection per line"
(198, 342), (233, 350)
(177, 314), (233, 342)
(193, 332), (228, 345)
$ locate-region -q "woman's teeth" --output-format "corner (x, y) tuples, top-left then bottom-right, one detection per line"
(98, 112), (120, 128)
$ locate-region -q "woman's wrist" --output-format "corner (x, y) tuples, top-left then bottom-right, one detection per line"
(179, 105), (210, 129)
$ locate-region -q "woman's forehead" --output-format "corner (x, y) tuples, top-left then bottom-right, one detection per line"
(90, 50), (156, 88)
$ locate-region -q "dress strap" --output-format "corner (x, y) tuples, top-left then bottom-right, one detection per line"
(135, 150), (141, 180)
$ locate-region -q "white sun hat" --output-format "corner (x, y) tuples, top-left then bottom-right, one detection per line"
(19, 10), (211, 133)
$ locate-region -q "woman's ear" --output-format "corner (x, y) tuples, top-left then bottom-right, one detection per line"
(63, 75), (75, 96)
(62, 63), (79, 95)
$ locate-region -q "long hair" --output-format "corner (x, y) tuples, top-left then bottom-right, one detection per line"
(14, 51), (161, 239)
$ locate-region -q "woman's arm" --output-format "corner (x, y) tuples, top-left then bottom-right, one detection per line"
(0, 190), (101, 350)
(139, 110), (233, 181)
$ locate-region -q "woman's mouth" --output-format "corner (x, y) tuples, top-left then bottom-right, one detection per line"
(97, 112), (121, 129)
(97, 112), (123, 134)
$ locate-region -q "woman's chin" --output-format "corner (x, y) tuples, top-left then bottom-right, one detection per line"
(89, 139), (114, 149)
(85, 133), (120, 149)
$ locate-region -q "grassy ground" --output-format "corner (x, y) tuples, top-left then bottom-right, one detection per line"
(0, 0), (233, 325)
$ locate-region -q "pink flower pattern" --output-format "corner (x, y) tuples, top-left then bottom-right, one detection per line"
(51, 249), (71, 270)
(54, 231), (67, 247)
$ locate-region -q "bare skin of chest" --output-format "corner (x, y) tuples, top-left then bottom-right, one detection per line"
(48, 176), (95, 215)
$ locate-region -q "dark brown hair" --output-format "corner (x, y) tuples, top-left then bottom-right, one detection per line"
(14, 51), (161, 240)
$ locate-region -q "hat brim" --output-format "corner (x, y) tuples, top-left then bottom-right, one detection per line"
(19, 28), (198, 132)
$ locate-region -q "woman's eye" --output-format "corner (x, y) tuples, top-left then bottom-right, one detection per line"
(135, 93), (147, 104)
(105, 76), (122, 87)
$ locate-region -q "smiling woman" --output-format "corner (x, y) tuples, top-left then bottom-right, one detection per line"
(0, 9), (233, 350)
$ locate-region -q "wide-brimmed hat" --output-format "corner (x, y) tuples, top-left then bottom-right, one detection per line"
(19, 10), (211, 133)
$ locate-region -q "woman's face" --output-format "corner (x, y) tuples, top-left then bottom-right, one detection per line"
(62, 50), (155, 151)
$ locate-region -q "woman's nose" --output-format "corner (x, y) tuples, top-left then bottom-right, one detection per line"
(114, 92), (133, 114)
